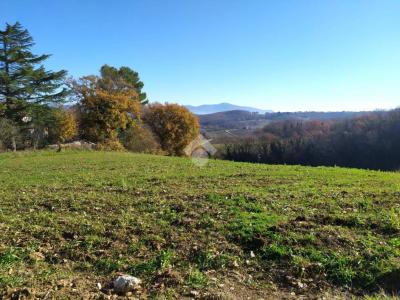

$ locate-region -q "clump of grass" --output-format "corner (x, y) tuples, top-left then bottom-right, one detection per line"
(95, 258), (124, 274)
(210, 195), (281, 248)
(0, 275), (23, 288)
(0, 248), (23, 268)
(364, 293), (400, 300)
(261, 243), (292, 260)
(129, 249), (174, 277)
(227, 211), (280, 247)
(381, 208), (400, 233)
(191, 249), (231, 271)
(388, 237), (400, 257)
(186, 268), (208, 288)
(0, 248), (26, 288)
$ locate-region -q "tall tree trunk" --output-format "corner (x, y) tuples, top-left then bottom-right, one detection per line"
(11, 137), (16, 152)
(33, 132), (39, 150)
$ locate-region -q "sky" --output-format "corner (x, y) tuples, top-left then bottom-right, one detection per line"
(1, 0), (399, 112)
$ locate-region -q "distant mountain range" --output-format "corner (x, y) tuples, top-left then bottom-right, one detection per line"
(185, 102), (273, 115)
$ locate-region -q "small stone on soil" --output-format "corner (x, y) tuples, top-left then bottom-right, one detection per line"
(113, 275), (141, 294)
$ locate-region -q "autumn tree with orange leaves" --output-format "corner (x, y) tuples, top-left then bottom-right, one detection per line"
(144, 103), (199, 155)
(51, 109), (78, 151)
(73, 76), (141, 148)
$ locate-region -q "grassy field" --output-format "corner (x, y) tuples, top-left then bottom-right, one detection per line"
(0, 151), (399, 299)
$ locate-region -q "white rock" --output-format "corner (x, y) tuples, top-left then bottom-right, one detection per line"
(113, 275), (141, 294)
(190, 290), (199, 297)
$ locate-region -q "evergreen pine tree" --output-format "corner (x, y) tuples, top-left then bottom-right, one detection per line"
(0, 22), (68, 123)
(99, 64), (148, 104)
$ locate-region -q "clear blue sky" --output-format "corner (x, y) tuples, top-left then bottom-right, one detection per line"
(1, 0), (399, 111)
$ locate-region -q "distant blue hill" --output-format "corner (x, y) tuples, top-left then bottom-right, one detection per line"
(185, 102), (272, 115)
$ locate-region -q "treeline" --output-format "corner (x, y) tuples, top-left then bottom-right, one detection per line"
(198, 110), (369, 131)
(0, 22), (199, 155)
(222, 110), (400, 171)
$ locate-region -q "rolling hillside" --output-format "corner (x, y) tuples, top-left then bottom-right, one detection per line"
(0, 151), (399, 299)
(198, 110), (372, 132)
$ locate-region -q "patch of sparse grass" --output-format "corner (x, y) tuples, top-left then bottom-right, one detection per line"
(186, 268), (208, 288)
(261, 243), (292, 260)
(129, 250), (174, 277)
(207, 195), (282, 248)
(364, 292), (400, 299)
(95, 258), (124, 274)
(191, 248), (231, 271)
(227, 211), (280, 247)
(0, 275), (24, 288)
(382, 208), (400, 233)
(0, 248), (27, 289)
(0, 248), (23, 268)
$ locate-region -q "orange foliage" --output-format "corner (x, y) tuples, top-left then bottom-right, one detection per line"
(144, 103), (199, 155)
(75, 76), (141, 143)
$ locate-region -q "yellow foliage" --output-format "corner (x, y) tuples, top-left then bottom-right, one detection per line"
(53, 109), (78, 143)
(78, 87), (141, 143)
(95, 138), (125, 151)
(144, 103), (199, 155)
